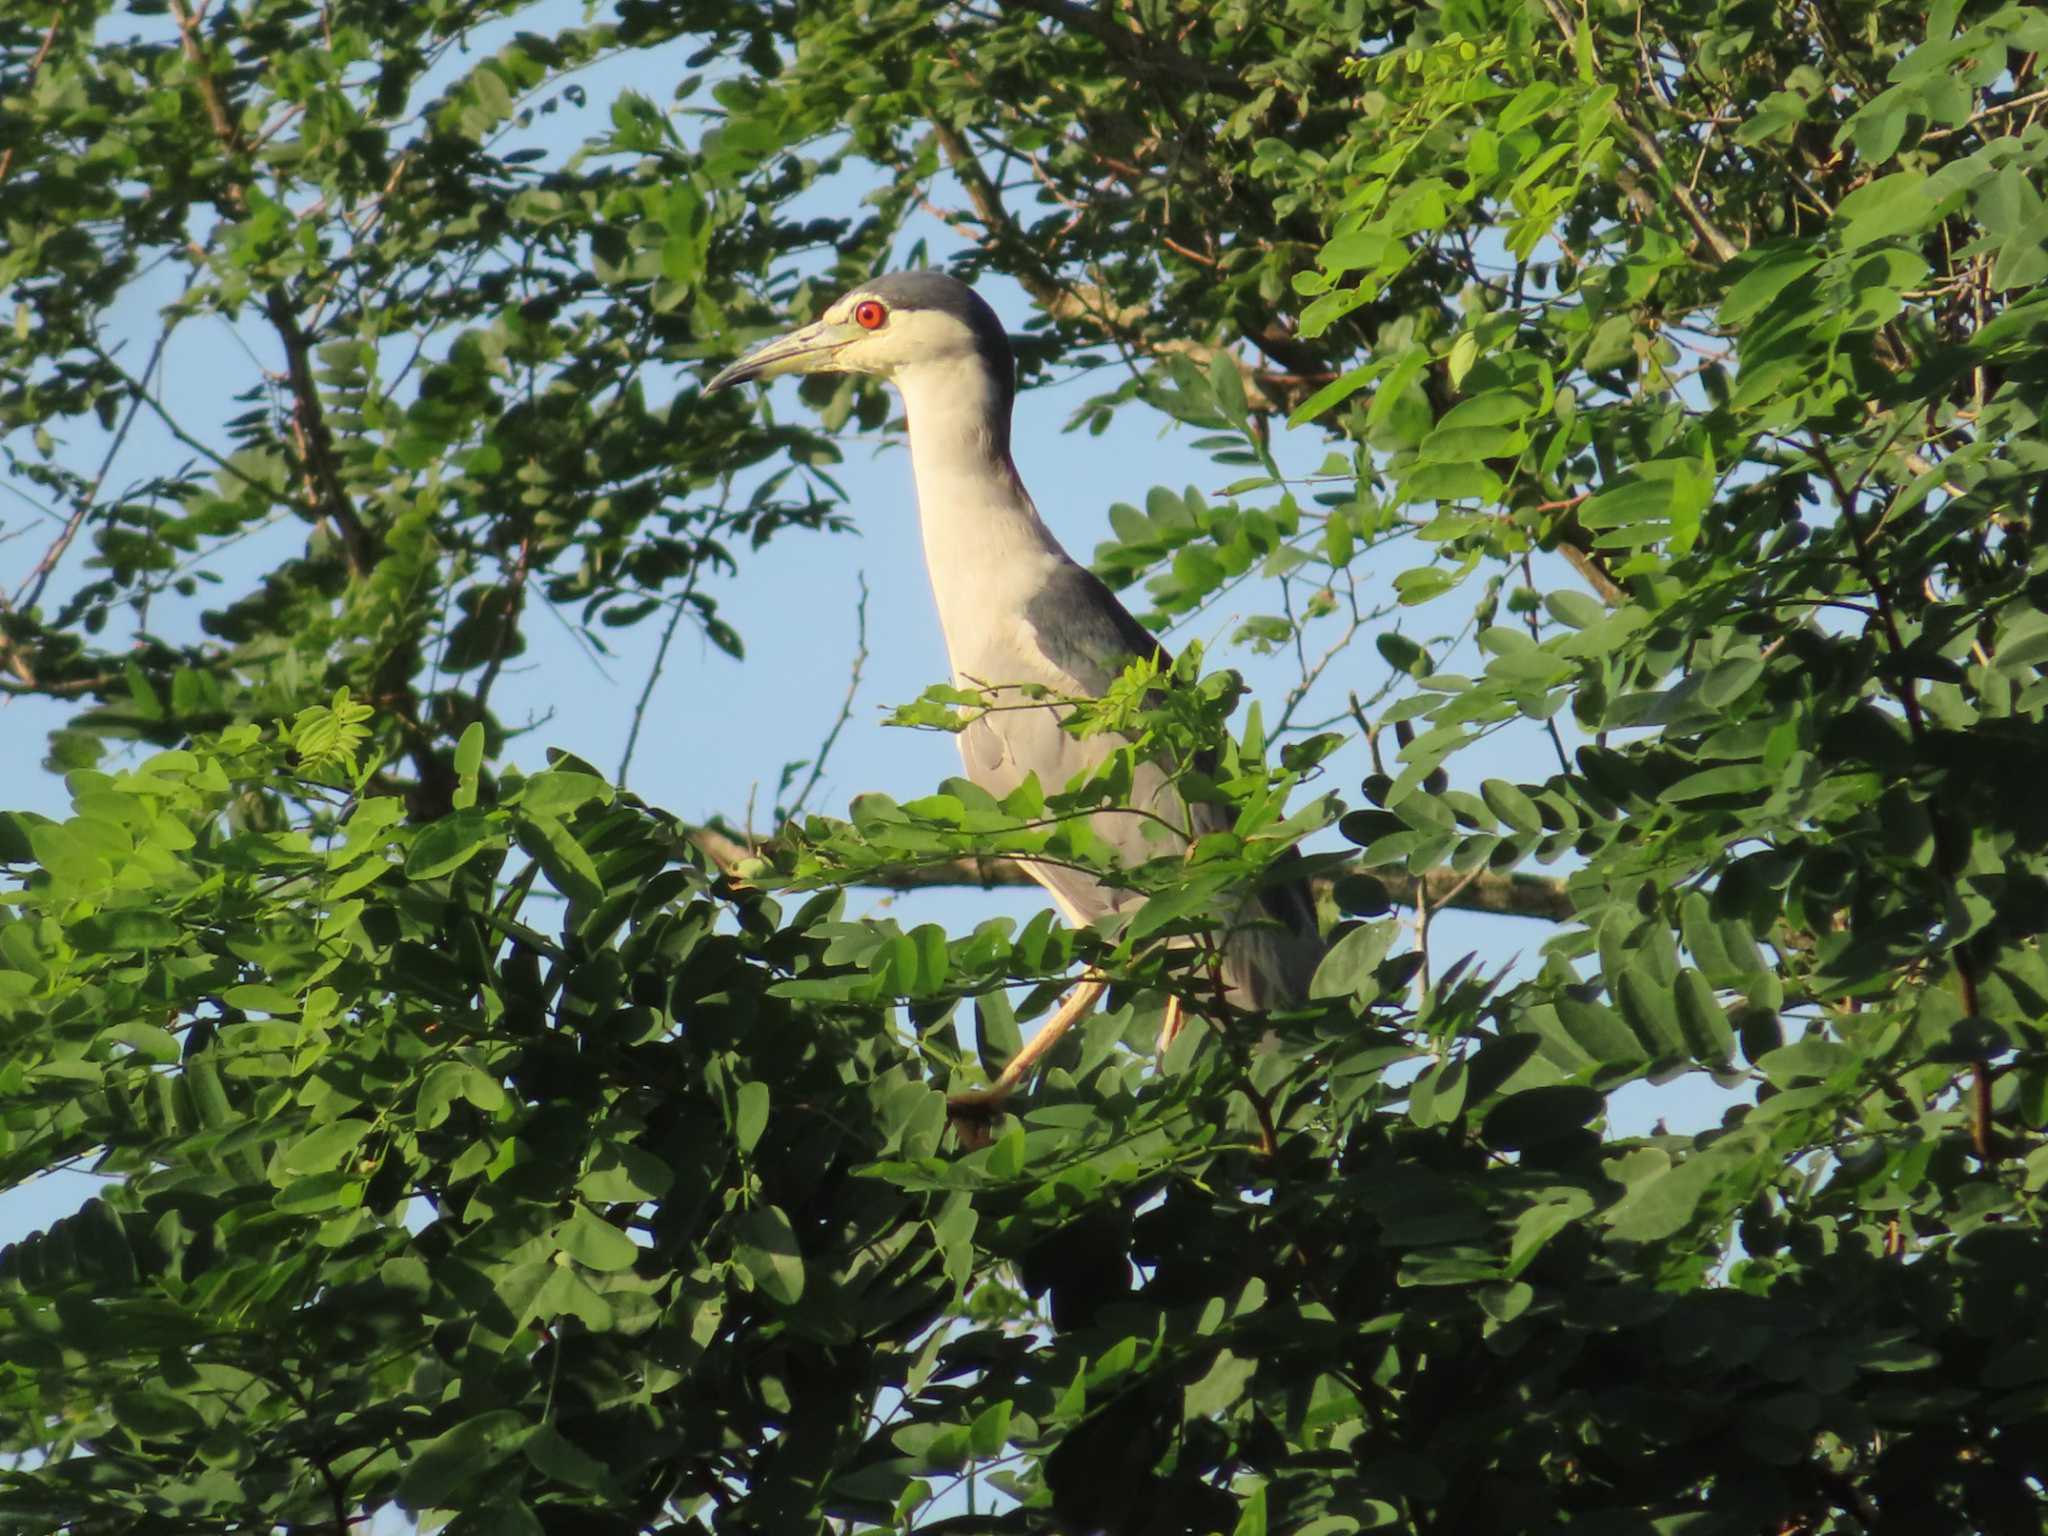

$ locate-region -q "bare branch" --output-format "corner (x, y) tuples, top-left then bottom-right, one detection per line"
(618, 593), (694, 790)
(0, 325), (178, 689)
(784, 575), (871, 821)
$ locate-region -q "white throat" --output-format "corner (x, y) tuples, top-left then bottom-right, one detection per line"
(890, 356), (1068, 682)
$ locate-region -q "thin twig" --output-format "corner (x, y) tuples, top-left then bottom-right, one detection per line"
(785, 574), (871, 820)
(617, 591), (693, 789)
(5, 325), (174, 680)
(1414, 860), (1490, 998)
(1275, 608), (1366, 735)
(1921, 86), (2048, 141)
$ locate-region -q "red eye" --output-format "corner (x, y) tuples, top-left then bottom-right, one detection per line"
(852, 299), (888, 330)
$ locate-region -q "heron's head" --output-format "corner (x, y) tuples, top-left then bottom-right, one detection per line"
(704, 272), (1015, 409)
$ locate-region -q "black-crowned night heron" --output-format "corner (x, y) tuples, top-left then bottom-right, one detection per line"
(707, 272), (1321, 1115)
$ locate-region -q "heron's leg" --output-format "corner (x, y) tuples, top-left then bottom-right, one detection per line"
(949, 970), (1108, 1114)
(1154, 994), (1186, 1055)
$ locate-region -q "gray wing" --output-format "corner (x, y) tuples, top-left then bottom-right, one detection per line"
(1021, 559), (1165, 692)
(960, 558), (1324, 1006)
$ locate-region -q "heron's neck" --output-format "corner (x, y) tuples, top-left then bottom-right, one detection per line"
(893, 359), (1067, 680)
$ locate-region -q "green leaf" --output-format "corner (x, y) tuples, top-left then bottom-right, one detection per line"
(1720, 247), (1823, 327)
(1555, 994), (1644, 1065)
(987, 1121), (1026, 1178)
(1438, 389), (1537, 429)
(523, 1423), (614, 1493)
(453, 722), (485, 810)
(1835, 170), (1934, 251)
(1844, 84), (1913, 163)
(1544, 589), (1606, 629)
(1480, 778), (1543, 835)
(967, 1398), (1013, 1458)
(517, 770), (613, 818)
(1318, 227), (1395, 275)
(1990, 198), (2048, 291)
(455, 721), (486, 778)
(532, 1267), (616, 1331)
(1184, 1349), (1257, 1419)
(1507, 1189), (1597, 1276)
(406, 811), (501, 880)
(1232, 1484), (1269, 1536)
(976, 988), (1023, 1073)
(70, 909), (183, 952)
(223, 983), (299, 1013)
(732, 1204), (805, 1305)
(1735, 88), (1812, 147)
(1603, 1149), (1715, 1243)
(272, 1170), (365, 1214)
(1418, 422), (1527, 463)
(1288, 366), (1376, 427)
(579, 1144), (674, 1203)
(1757, 1038), (1854, 1086)
(1310, 921), (1395, 1000)
(558, 1206), (641, 1272)
(111, 1389), (206, 1439)
(1484, 1086), (1605, 1150)
(98, 1020), (181, 1063)
(734, 1080), (769, 1155)
(398, 1411), (534, 1511)
(1674, 969), (1735, 1064)
(280, 1119), (371, 1175)
(1614, 965), (1687, 1057)
(515, 813), (604, 905)
(0, 811), (43, 864)
(894, 1422), (973, 1472)
(1210, 350), (1251, 433)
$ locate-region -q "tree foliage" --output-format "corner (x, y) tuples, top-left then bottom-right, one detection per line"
(5, 0), (2048, 1532)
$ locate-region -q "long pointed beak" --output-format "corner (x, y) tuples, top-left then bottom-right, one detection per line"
(704, 317), (864, 393)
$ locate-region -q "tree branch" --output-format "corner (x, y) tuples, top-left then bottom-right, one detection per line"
(682, 824), (1574, 921)
(168, 0), (377, 579)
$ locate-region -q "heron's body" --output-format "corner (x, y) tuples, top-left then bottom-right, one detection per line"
(707, 273), (1321, 1097)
